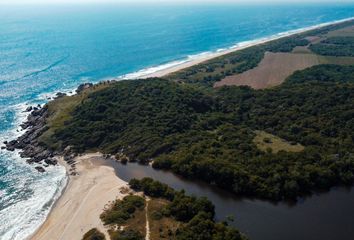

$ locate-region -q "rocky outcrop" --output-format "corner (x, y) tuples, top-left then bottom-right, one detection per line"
(76, 83), (93, 94)
(35, 166), (45, 173)
(3, 105), (56, 173)
(55, 92), (67, 99)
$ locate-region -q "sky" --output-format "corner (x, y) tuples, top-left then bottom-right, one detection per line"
(0, 0), (353, 4)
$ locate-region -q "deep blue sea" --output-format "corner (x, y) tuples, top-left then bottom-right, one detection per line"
(1, 3), (354, 239)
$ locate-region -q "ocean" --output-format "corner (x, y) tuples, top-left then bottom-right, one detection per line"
(0, 3), (354, 239)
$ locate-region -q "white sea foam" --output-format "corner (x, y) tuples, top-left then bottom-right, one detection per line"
(1, 16), (354, 240)
(0, 103), (68, 240)
(116, 17), (354, 81)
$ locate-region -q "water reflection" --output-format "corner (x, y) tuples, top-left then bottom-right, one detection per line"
(107, 160), (354, 240)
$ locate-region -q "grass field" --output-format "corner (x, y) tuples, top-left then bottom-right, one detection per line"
(253, 131), (304, 154)
(214, 52), (319, 89)
(326, 25), (354, 37)
(319, 55), (354, 65)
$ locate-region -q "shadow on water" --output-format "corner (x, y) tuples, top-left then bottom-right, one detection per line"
(105, 160), (354, 240)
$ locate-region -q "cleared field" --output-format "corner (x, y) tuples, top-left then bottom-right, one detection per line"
(292, 46), (312, 54)
(253, 131), (304, 154)
(327, 25), (354, 37)
(214, 52), (319, 89)
(319, 55), (354, 65)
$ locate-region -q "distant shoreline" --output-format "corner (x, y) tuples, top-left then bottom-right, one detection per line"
(118, 16), (354, 80)
(23, 16), (354, 240)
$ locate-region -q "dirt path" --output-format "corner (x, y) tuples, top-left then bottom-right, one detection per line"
(145, 198), (151, 240)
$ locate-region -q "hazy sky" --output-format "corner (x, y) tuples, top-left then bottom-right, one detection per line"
(1, 0), (353, 4)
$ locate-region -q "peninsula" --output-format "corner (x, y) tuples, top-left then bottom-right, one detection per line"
(4, 18), (354, 240)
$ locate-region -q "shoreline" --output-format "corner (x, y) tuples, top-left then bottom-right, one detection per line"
(30, 153), (129, 240)
(10, 16), (354, 240)
(118, 16), (354, 80)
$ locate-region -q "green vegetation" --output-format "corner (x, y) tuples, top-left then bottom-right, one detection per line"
(130, 178), (215, 222)
(100, 195), (146, 240)
(167, 35), (308, 87)
(39, 82), (112, 149)
(253, 130), (304, 154)
(109, 230), (144, 240)
(148, 198), (181, 239)
(82, 228), (105, 240)
(309, 36), (354, 56)
(98, 178), (245, 239)
(39, 21), (354, 201)
(167, 20), (354, 87)
(129, 178), (246, 240)
(100, 195), (145, 225)
(45, 64), (354, 200)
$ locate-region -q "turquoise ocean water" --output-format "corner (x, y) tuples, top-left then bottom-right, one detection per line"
(1, 3), (354, 239)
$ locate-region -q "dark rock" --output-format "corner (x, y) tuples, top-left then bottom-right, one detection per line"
(45, 158), (57, 165)
(26, 159), (35, 164)
(76, 83), (93, 93)
(55, 92), (67, 99)
(3, 141), (8, 145)
(8, 140), (18, 146)
(67, 160), (75, 165)
(20, 122), (30, 130)
(35, 166), (45, 173)
(1, 146), (6, 150)
(25, 106), (33, 112)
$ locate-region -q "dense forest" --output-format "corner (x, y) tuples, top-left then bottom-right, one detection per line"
(310, 36), (354, 57)
(36, 20), (354, 201)
(43, 64), (354, 200)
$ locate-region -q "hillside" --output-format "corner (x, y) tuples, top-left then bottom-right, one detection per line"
(23, 20), (354, 201)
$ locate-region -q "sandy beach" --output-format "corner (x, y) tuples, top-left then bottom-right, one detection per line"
(27, 16), (354, 240)
(30, 153), (128, 240)
(132, 17), (354, 80)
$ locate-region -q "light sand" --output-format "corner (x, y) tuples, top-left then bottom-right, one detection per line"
(133, 18), (354, 80)
(31, 153), (128, 240)
(29, 17), (354, 240)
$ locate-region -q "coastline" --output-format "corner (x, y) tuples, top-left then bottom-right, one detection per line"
(30, 153), (129, 240)
(119, 16), (354, 80)
(15, 16), (354, 240)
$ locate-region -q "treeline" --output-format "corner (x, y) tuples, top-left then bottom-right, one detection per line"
(129, 178), (246, 240)
(46, 64), (354, 200)
(51, 79), (216, 160)
(155, 65), (354, 199)
(100, 195), (145, 225)
(167, 35), (309, 87)
(167, 20), (354, 87)
(309, 36), (354, 56)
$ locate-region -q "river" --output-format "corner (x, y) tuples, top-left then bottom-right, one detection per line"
(107, 161), (354, 240)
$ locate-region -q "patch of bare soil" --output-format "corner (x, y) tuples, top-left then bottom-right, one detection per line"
(214, 52), (319, 89)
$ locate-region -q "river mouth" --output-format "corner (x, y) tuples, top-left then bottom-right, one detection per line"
(105, 160), (354, 240)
